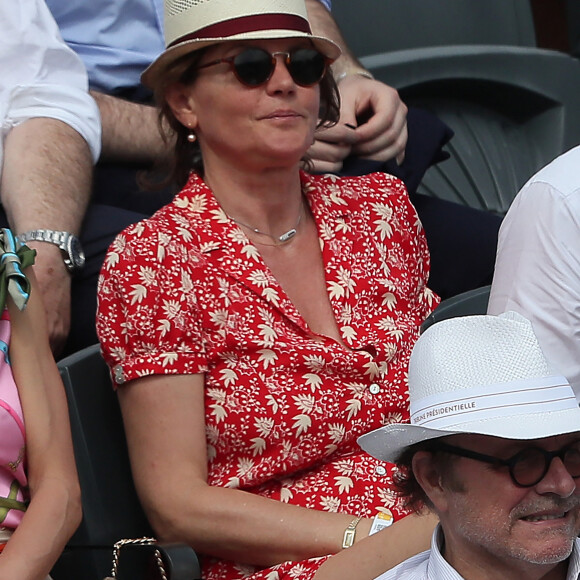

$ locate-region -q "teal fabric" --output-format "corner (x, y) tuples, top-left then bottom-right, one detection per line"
(0, 229), (36, 313)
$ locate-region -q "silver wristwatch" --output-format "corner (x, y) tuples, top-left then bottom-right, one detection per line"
(17, 229), (85, 275)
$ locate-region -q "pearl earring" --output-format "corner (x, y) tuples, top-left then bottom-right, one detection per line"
(187, 132), (197, 143)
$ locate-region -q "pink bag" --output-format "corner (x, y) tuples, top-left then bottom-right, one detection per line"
(0, 310), (28, 529)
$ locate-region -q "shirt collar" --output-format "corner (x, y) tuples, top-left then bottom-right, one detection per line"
(566, 538), (580, 580)
(429, 525), (464, 580)
(432, 526), (580, 580)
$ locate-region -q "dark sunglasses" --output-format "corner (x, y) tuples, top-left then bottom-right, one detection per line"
(196, 47), (329, 87)
(434, 440), (580, 488)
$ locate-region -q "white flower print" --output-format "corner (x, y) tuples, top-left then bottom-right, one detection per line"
(254, 417), (275, 438)
(257, 349), (278, 369)
(302, 355), (326, 373)
(293, 394), (316, 414)
(250, 438), (267, 456)
(334, 476), (354, 494)
(327, 423), (345, 444)
(292, 414), (312, 436)
(302, 373), (323, 391)
(162, 299), (181, 319)
(160, 352), (178, 366)
(248, 270), (270, 288)
(372, 202), (394, 240)
(129, 284), (147, 305)
(186, 194), (207, 214)
(346, 398), (362, 420)
(319, 495), (341, 512)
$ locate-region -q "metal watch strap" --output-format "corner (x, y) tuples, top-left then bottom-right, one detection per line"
(17, 229), (85, 274)
(18, 229), (69, 248)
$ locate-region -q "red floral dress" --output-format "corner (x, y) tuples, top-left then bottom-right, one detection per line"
(97, 170), (438, 580)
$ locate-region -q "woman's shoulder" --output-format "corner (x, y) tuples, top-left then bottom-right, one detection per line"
(110, 176), (211, 249)
(302, 171), (411, 208)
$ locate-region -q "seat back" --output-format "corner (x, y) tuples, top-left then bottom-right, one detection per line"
(332, 0), (537, 57)
(422, 285), (491, 332)
(332, 1), (580, 215)
(361, 46), (580, 214)
(53, 344), (155, 579)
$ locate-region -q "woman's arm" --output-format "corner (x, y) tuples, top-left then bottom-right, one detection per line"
(0, 269), (81, 580)
(119, 373), (434, 568)
(314, 511), (437, 580)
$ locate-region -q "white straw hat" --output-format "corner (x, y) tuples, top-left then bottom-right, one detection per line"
(358, 312), (580, 463)
(142, 0), (341, 88)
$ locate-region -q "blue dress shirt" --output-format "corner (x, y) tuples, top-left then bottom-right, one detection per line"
(45, 0), (165, 94)
(46, 0), (332, 95)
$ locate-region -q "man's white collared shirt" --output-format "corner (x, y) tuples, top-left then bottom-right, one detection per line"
(0, 0), (101, 174)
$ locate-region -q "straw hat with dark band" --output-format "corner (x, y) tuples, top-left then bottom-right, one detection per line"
(142, 0), (341, 88)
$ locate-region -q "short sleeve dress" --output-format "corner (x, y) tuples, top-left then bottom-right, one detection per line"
(97, 170), (438, 580)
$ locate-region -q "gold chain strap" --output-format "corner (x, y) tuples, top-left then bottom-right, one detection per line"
(104, 537), (167, 580)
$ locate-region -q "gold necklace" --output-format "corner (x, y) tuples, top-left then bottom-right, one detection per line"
(228, 203), (303, 245)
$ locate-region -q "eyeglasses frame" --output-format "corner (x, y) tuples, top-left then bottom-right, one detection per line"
(431, 440), (580, 488)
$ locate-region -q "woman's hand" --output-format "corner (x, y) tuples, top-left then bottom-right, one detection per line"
(314, 511), (438, 580)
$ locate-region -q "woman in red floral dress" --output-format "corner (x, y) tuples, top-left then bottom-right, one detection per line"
(96, 0), (439, 578)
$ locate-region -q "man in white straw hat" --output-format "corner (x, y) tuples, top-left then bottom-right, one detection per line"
(359, 311), (580, 580)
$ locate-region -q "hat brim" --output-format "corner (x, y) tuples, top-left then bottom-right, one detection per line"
(141, 31), (341, 88)
(358, 406), (580, 463)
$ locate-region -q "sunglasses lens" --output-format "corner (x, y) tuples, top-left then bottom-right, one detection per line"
(288, 49), (327, 86)
(233, 48), (274, 86)
(232, 48), (327, 87)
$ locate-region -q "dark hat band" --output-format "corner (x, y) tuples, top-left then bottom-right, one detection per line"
(167, 13), (311, 48)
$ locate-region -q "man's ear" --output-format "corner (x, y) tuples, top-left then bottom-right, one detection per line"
(412, 451), (450, 513)
(165, 83), (198, 130)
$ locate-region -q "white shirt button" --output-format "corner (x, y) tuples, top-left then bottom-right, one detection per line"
(113, 364), (126, 385)
(375, 465), (387, 476)
(369, 383), (381, 395)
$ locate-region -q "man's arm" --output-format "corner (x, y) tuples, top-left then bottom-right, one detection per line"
(1, 118), (93, 354)
(0, 0), (102, 355)
(305, 0), (407, 173)
(91, 90), (171, 163)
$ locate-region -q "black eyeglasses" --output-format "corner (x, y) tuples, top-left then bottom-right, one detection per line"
(434, 440), (580, 488)
(196, 47), (329, 87)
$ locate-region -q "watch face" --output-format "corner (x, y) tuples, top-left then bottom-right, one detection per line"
(65, 236), (86, 274)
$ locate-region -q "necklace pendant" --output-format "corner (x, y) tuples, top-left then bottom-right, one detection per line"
(278, 229), (297, 243)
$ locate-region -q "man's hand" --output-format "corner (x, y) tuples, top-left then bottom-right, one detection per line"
(28, 243), (72, 356)
(340, 75), (408, 163)
(304, 0), (408, 174)
(310, 75), (407, 173)
(309, 122), (358, 173)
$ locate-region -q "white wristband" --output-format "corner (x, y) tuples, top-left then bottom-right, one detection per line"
(369, 509), (394, 536)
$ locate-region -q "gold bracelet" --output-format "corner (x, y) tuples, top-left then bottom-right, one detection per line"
(342, 516), (362, 549)
(335, 70), (375, 83)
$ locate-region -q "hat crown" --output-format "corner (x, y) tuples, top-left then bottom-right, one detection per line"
(410, 311), (555, 402)
(165, 0), (310, 48)
(142, 0), (340, 87)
